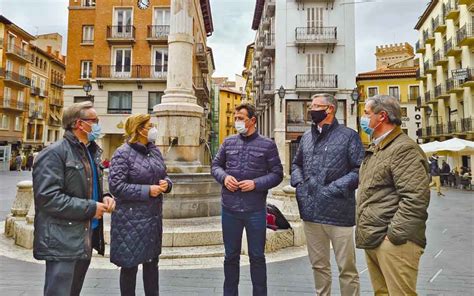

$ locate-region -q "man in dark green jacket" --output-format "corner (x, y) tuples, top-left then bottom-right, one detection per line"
(33, 101), (115, 296)
(356, 95), (430, 295)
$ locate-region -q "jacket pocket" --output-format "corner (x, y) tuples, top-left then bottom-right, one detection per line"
(362, 206), (388, 227)
(65, 161), (85, 189)
(225, 150), (239, 168)
(248, 151), (266, 170)
(48, 219), (86, 255)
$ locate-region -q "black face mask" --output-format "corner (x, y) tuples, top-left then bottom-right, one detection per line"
(310, 110), (328, 124)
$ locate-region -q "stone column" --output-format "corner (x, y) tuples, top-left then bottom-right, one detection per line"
(154, 0), (203, 172)
(4, 181), (33, 238)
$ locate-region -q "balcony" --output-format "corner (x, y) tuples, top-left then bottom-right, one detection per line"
(49, 98), (63, 107)
(445, 38), (462, 56)
(460, 117), (473, 134)
(415, 40), (425, 54)
(225, 108), (233, 115)
(31, 87), (40, 96)
(446, 77), (464, 93)
(450, 68), (473, 88)
(39, 89), (48, 98)
(106, 25), (136, 44)
(424, 28), (435, 46)
(51, 78), (64, 88)
(193, 76), (210, 102)
(445, 0), (459, 20)
(416, 68), (426, 81)
(424, 91), (435, 104)
(147, 25), (170, 44)
(434, 84), (449, 99)
(96, 65), (167, 80)
(262, 33), (275, 57)
(433, 15), (447, 33)
(295, 74), (338, 92)
(261, 56), (272, 67)
(424, 61), (437, 74)
(263, 78), (274, 100)
(295, 27), (337, 45)
(456, 24), (474, 46)
(195, 43), (209, 74)
(265, 0), (275, 17)
(3, 71), (31, 88)
(416, 96), (424, 108)
(1, 98), (26, 112)
(433, 50), (448, 66)
(5, 43), (32, 63)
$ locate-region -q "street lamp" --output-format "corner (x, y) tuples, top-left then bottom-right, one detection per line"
(350, 87), (359, 115)
(82, 81), (93, 101)
(278, 85), (286, 112)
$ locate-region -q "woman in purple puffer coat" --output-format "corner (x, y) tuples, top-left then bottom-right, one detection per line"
(108, 114), (172, 296)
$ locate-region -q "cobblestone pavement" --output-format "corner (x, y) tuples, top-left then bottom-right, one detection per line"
(1, 171), (473, 295)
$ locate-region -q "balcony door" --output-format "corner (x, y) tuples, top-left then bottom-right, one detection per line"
(306, 7), (324, 35)
(153, 8), (170, 37)
(307, 53), (324, 87)
(113, 48), (132, 78)
(114, 8), (133, 37)
(152, 48), (168, 78)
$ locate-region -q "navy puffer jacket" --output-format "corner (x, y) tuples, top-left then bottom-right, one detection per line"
(108, 142), (172, 268)
(211, 132), (283, 212)
(291, 120), (365, 226)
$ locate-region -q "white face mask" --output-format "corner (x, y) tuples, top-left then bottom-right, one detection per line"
(147, 127), (159, 142)
(234, 121), (248, 134)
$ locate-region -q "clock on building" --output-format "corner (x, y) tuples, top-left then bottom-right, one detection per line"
(137, 0), (150, 10)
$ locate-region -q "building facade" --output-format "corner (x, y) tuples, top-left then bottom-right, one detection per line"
(415, 0), (473, 142)
(0, 16), (34, 171)
(64, 0), (214, 159)
(357, 43), (421, 146)
(242, 43), (255, 103)
(248, 0), (356, 174)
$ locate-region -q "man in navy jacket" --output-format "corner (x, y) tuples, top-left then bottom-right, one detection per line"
(291, 93), (364, 296)
(212, 103), (283, 296)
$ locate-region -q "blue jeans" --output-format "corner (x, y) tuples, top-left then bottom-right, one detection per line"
(222, 207), (267, 296)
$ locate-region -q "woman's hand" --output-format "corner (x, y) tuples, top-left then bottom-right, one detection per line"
(149, 185), (163, 197)
(158, 180), (168, 193)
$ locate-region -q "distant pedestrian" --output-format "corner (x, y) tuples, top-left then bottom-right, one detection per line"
(108, 114), (172, 296)
(26, 154), (34, 171)
(356, 95), (430, 295)
(441, 160), (450, 186)
(291, 93), (364, 296)
(32, 101), (115, 296)
(429, 155), (444, 196)
(15, 154), (22, 171)
(212, 103), (283, 296)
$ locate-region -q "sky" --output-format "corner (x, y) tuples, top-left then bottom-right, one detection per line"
(0, 0), (430, 78)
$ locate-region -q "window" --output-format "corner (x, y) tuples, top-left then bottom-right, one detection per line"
(1, 114), (9, 129)
(335, 100), (347, 126)
(7, 34), (15, 51)
(17, 90), (24, 105)
(307, 53), (324, 76)
(409, 85), (420, 100)
(82, 26), (94, 43)
(226, 103), (230, 111)
(19, 66), (25, 76)
(4, 87), (11, 101)
(367, 87), (378, 97)
(40, 78), (46, 96)
(114, 8), (133, 38)
(29, 101), (36, 117)
(148, 92), (163, 113)
(389, 86), (400, 100)
(108, 91), (132, 114)
(82, 0), (96, 7)
(113, 48), (131, 77)
(14, 116), (22, 131)
(81, 61), (92, 79)
(31, 74), (37, 88)
(73, 96), (91, 103)
(153, 8), (170, 37)
(152, 48), (168, 78)
(6, 60), (13, 72)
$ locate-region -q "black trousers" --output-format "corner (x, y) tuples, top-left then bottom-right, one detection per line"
(44, 259), (91, 296)
(120, 258), (159, 296)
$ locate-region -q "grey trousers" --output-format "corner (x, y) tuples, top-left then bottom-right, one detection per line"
(44, 259), (91, 296)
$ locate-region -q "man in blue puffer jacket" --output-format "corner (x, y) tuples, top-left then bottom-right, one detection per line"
(212, 103), (283, 296)
(291, 93), (365, 296)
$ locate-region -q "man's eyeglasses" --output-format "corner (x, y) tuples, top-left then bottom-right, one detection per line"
(80, 117), (99, 124)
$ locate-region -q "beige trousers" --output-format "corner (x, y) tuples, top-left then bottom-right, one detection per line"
(429, 176), (442, 194)
(304, 221), (360, 296)
(365, 239), (424, 296)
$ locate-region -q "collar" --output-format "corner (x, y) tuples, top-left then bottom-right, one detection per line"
(64, 130), (101, 154)
(128, 141), (155, 154)
(367, 126), (403, 153)
(372, 128), (394, 146)
(312, 118), (338, 135)
(239, 131), (259, 141)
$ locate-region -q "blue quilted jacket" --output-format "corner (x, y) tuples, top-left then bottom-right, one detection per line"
(291, 120), (365, 226)
(108, 142), (172, 268)
(211, 132), (283, 212)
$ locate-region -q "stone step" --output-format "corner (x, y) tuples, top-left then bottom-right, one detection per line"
(104, 216), (224, 247)
(96, 244), (225, 259)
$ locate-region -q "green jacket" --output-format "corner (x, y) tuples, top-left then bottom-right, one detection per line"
(356, 126), (430, 249)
